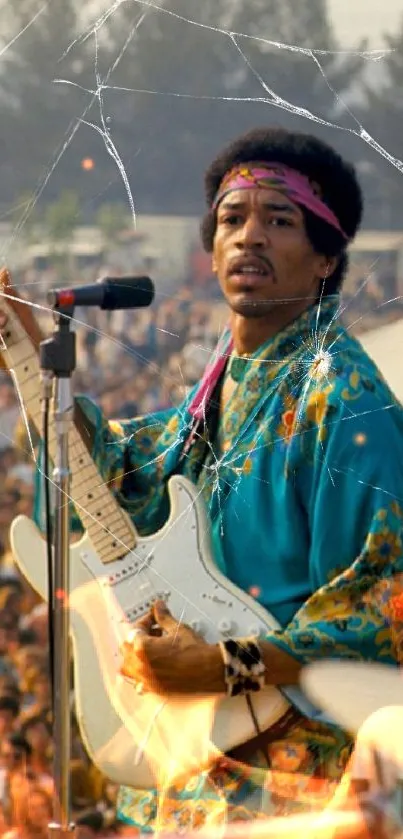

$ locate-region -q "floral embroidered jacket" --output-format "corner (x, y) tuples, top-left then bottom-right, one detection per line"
(33, 297), (403, 829)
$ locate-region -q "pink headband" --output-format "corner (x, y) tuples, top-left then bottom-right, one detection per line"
(213, 163), (348, 240)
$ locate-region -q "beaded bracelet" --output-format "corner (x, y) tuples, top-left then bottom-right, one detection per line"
(218, 637), (265, 697)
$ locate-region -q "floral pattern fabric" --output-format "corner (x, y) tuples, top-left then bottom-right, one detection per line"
(33, 297), (403, 830)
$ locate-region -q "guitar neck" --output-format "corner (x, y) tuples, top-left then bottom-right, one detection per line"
(1, 294), (135, 563)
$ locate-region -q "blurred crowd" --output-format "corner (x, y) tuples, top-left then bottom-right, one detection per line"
(73, 282), (226, 419)
(0, 257), (401, 836)
(342, 254), (402, 331)
(0, 272), (227, 838)
(0, 441), (133, 839)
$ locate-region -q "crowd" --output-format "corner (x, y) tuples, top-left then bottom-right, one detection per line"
(73, 282), (226, 419)
(0, 257), (401, 837)
(0, 271), (227, 839)
(342, 254), (402, 331)
(0, 436), (131, 839)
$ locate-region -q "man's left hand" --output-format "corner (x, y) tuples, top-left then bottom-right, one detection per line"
(120, 600), (226, 695)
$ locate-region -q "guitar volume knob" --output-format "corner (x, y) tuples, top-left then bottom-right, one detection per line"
(218, 619), (233, 634)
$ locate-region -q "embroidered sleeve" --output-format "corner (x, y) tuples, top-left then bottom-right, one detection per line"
(266, 371), (403, 667)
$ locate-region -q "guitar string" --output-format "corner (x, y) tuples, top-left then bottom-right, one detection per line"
(2, 299), (238, 635)
(3, 296), (288, 773)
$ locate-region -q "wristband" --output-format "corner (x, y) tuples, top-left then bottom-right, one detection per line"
(218, 637), (265, 697)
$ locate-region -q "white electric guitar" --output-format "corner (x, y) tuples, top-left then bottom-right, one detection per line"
(0, 269), (289, 789)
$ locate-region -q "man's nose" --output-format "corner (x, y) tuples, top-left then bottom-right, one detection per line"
(235, 214), (266, 249)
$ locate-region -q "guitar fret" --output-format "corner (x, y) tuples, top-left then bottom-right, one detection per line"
(15, 371), (39, 395)
(75, 510), (123, 530)
(94, 529), (132, 549)
(72, 489), (119, 512)
(12, 357), (38, 383)
(99, 548), (130, 564)
(95, 532), (134, 555)
(76, 522), (128, 548)
(99, 545), (129, 563)
(69, 454), (101, 475)
(70, 469), (100, 489)
(70, 465), (107, 487)
(100, 528), (134, 545)
(23, 392), (41, 412)
(89, 518), (128, 538)
(67, 482), (124, 514)
(70, 468), (116, 493)
(71, 489), (122, 514)
(91, 525), (132, 547)
(3, 326), (29, 347)
(4, 340), (35, 366)
(1, 303), (136, 561)
(91, 519), (131, 545)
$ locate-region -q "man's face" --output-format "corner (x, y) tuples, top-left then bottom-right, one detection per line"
(0, 742), (24, 771)
(212, 187), (332, 319)
(25, 721), (50, 753)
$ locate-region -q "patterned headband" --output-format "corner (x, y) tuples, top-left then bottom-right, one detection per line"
(212, 162), (348, 240)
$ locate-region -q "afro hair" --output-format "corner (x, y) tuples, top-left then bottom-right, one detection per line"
(200, 127), (363, 296)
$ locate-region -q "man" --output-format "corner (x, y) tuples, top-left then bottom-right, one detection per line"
(0, 695), (20, 740)
(2, 126), (403, 830)
(0, 732), (34, 824)
(20, 716), (53, 795)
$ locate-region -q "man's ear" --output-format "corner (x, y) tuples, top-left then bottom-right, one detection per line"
(320, 255), (339, 279)
(211, 254), (217, 273)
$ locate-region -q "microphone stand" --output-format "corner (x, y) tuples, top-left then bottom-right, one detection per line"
(40, 303), (76, 839)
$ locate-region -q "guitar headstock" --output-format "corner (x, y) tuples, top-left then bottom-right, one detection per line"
(0, 267), (44, 361)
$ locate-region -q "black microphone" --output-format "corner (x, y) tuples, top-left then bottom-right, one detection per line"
(47, 275), (154, 311)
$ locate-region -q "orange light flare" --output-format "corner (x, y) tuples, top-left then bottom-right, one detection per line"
(194, 808), (371, 839)
(70, 578), (222, 801)
(81, 157), (95, 171)
(328, 705), (403, 838)
(68, 577), (384, 836)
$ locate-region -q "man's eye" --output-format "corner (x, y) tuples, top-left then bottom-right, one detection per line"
(222, 215), (242, 225)
(269, 217), (292, 227)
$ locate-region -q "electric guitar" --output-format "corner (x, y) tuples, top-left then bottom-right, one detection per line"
(0, 268), (289, 788)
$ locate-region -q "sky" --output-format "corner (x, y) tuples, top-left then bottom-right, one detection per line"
(85, 1), (403, 48)
(327, 0), (403, 46)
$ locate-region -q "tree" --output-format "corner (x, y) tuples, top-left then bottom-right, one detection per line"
(0, 0), (370, 220)
(95, 0), (366, 214)
(357, 19), (403, 229)
(101, 0), (239, 213)
(10, 192), (43, 245)
(42, 190), (80, 277)
(96, 203), (131, 251)
(0, 0), (95, 211)
(227, 0), (366, 128)
(44, 190), (80, 243)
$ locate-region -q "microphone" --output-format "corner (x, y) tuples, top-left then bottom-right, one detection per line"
(47, 275), (154, 311)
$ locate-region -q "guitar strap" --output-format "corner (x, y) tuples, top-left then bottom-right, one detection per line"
(115, 376), (306, 761)
(177, 371), (224, 480)
(118, 372), (224, 498)
(184, 372), (224, 479)
(226, 705), (304, 766)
